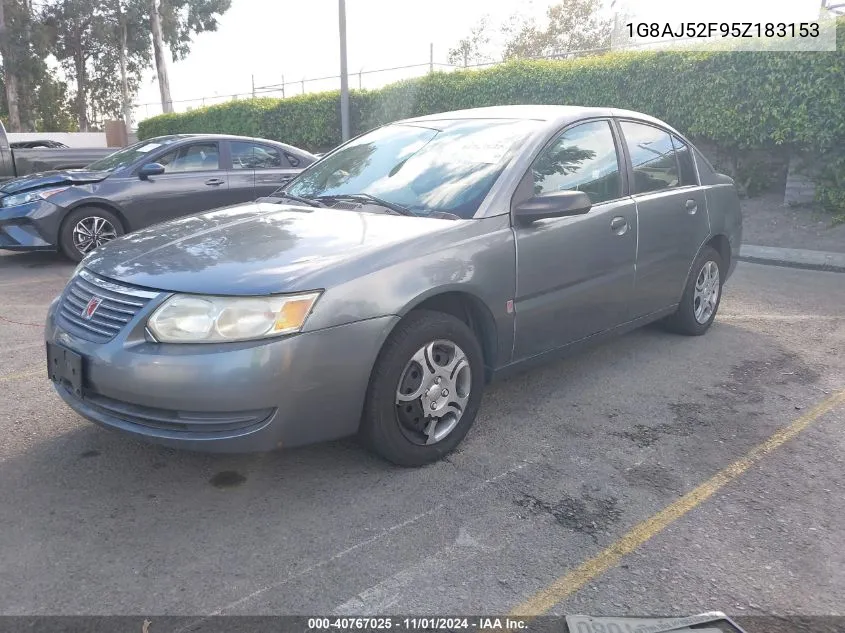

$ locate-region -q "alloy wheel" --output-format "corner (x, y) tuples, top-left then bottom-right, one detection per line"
(693, 260), (720, 324)
(72, 216), (118, 254)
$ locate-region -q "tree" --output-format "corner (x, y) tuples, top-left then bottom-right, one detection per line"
(111, 0), (149, 128)
(43, 0), (100, 130)
(33, 72), (77, 131)
(150, 0), (231, 114)
(0, 0), (22, 131)
(149, 0), (171, 113)
(105, 0), (151, 128)
(2, 0), (74, 132)
(447, 16), (494, 68)
(503, 0), (611, 60)
(43, 0), (150, 131)
(1, 1), (76, 131)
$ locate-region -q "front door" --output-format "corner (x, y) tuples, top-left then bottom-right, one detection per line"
(512, 119), (637, 361)
(617, 120), (711, 318)
(127, 141), (230, 227)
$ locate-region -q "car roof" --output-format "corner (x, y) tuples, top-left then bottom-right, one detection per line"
(398, 105), (679, 135)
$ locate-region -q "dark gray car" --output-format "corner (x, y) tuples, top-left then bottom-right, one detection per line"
(0, 133), (316, 260)
(45, 106), (742, 466)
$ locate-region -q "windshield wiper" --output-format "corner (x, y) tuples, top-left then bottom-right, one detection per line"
(266, 191), (327, 208)
(315, 193), (415, 216)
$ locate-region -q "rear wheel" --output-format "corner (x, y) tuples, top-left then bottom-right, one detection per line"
(360, 310), (485, 467)
(59, 207), (124, 262)
(662, 245), (723, 336)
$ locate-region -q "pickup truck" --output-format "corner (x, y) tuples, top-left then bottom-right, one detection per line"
(0, 121), (116, 182)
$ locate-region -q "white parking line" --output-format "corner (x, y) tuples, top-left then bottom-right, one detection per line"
(333, 524), (500, 614)
(174, 461), (531, 629)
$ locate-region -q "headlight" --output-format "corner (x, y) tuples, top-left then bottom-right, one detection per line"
(1, 186), (69, 208)
(147, 292), (321, 343)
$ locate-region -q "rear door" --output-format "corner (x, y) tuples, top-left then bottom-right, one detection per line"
(512, 119), (637, 360)
(617, 120), (710, 318)
(123, 141), (230, 227)
(255, 146), (302, 196)
(226, 140), (259, 203)
(229, 141), (301, 201)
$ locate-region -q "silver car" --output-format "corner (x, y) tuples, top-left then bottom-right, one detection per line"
(45, 106), (742, 466)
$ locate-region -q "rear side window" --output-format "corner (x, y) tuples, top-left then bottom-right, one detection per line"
(531, 120), (622, 205)
(284, 152), (301, 168)
(672, 135), (698, 186)
(230, 142), (284, 170)
(619, 121), (679, 194)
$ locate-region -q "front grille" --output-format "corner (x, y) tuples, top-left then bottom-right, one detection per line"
(57, 269), (159, 342)
(77, 388), (274, 435)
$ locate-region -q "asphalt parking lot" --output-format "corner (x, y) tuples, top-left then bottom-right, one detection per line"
(1, 249), (843, 622)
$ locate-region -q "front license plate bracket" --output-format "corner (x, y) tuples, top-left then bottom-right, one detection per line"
(46, 343), (84, 397)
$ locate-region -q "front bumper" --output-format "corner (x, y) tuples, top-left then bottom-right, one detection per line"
(46, 297), (398, 452)
(0, 199), (62, 250)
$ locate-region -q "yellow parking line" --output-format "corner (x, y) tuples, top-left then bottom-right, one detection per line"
(510, 388), (845, 616)
(0, 368), (42, 382)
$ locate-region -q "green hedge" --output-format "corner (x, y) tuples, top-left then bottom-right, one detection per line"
(138, 20), (845, 213)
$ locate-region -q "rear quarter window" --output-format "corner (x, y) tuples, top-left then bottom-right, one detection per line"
(672, 135), (699, 186)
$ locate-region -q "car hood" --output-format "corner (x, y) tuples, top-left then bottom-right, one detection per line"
(82, 202), (462, 295)
(0, 169), (109, 194)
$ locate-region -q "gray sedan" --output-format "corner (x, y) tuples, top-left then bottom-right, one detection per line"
(45, 106), (742, 466)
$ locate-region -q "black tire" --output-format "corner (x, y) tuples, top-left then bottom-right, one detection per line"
(58, 206), (124, 262)
(360, 310), (485, 467)
(661, 245), (724, 336)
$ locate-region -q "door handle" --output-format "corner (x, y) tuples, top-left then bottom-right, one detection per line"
(610, 216), (629, 236)
(205, 178), (225, 186)
(685, 199), (698, 214)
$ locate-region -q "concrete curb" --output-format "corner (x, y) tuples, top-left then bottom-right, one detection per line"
(738, 245), (845, 273)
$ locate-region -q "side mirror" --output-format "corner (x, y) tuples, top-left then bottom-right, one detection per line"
(139, 163), (166, 180)
(513, 190), (592, 224)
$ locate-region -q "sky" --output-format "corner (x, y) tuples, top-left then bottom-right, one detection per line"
(132, 0), (554, 121)
(132, 0), (828, 123)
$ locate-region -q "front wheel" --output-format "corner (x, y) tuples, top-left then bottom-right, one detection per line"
(59, 207), (124, 262)
(360, 310), (485, 467)
(662, 245), (723, 336)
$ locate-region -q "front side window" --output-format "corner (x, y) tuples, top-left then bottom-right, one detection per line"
(620, 121), (679, 194)
(231, 142), (283, 170)
(531, 120), (621, 204)
(86, 137), (181, 172)
(157, 142), (220, 173)
(284, 119), (541, 219)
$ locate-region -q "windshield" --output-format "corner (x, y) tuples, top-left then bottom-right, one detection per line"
(86, 137), (181, 172)
(284, 119), (540, 219)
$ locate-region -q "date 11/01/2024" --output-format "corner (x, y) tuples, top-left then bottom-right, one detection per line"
(307, 618), (528, 630)
(626, 22), (820, 39)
